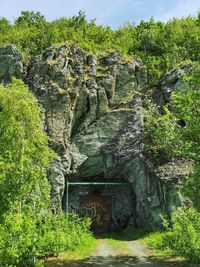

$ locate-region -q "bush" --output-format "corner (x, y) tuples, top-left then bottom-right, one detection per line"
(0, 210), (91, 266)
(166, 208), (200, 263)
(146, 207), (200, 263)
(0, 210), (37, 267)
(37, 212), (91, 257)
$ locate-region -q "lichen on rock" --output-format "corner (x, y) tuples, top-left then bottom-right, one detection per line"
(0, 44), (193, 230)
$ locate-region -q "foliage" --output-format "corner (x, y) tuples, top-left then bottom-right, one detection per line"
(144, 103), (182, 159)
(1, 10), (200, 84)
(15, 11), (46, 27)
(183, 163), (200, 211)
(0, 80), (92, 267)
(0, 210), (91, 267)
(37, 213), (91, 257)
(0, 78), (52, 216)
(45, 231), (97, 267)
(146, 207), (200, 263)
(144, 62), (200, 160)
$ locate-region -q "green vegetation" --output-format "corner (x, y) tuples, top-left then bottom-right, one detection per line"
(144, 63), (200, 264)
(0, 79), (92, 267)
(145, 208), (200, 263)
(45, 236), (97, 267)
(145, 62), (200, 161)
(101, 228), (150, 241)
(1, 10), (200, 85)
(0, 9), (200, 266)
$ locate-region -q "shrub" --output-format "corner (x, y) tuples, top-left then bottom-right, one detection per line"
(37, 213), (91, 257)
(146, 207), (200, 263)
(0, 210), (91, 266)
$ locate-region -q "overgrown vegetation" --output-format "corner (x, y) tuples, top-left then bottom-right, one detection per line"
(1, 10), (200, 85)
(144, 62), (200, 264)
(0, 9), (200, 266)
(145, 62), (200, 161)
(146, 208), (200, 263)
(0, 79), (92, 267)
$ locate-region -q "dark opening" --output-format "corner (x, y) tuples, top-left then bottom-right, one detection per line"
(177, 119), (187, 128)
(79, 194), (112, 233)
(62, 181), (136, 233)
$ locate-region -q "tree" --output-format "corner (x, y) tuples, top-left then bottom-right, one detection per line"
(15, 11), (46, 27)
(0, 18), (11, 34)
(0, 79), (53, 265)
(0, 78), (53, 215)
(0, 79), (91, 267)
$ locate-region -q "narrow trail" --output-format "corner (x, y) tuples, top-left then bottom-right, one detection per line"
(65, 239), (187, 267)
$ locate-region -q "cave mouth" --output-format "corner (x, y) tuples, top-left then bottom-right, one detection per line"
(63, 180), (136, 233)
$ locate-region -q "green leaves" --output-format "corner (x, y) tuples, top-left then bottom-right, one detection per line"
(147, 207), (200, 263)
(0, 79), (92, 267)
(0, 9), (200, 80)
(15, 11), (46, 28)
(165, 208), (200, 263)
(144, 102), (183, 159)
(0, 79), (53, 215)
(0, 79), (51, 265)
(145, 62), (200, 161)
(0, 210), (91, 266)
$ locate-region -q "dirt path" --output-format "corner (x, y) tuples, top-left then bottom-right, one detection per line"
(67, 239), (186, 267)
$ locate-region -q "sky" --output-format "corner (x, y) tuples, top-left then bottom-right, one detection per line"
(0, 0), (200, 29)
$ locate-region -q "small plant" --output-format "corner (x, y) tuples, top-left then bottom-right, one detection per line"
(146, 207), (200, 263)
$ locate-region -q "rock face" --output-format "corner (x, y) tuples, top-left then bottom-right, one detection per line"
(154, 63), (193, 107)
(0, 45), (23, 83)
(0, 44), (193, 230)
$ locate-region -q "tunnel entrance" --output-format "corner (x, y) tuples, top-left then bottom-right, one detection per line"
(64, 181), (135, 233)
(80, 194), (112, 232)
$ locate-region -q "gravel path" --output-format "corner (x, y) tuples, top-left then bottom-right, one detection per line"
(67, 239), (187, 267)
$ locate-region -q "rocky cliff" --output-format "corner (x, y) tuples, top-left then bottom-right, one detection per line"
(0, 44), (193, 230)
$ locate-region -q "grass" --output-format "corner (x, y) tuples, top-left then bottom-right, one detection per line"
(143, 231), (191, 265)
(144, 231), (176, 256)
(43, 228), (192, 267)
(44, 234), (97, 267)
(100, 228), (151, 241)
(97, 228), (151, 255)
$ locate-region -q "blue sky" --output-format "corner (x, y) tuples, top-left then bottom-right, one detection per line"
(0, 0), (200, 28)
